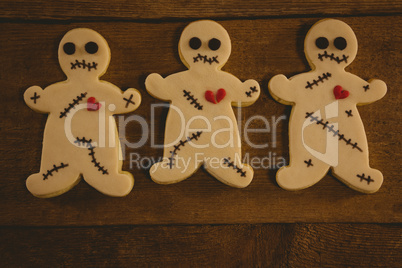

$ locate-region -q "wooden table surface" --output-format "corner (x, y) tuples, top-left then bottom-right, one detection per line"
(1, 0), (401, 266)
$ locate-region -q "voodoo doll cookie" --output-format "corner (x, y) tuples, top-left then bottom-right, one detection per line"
(24, 28), (141, 197)
(145, 20), (260, 188)
(268, 19), (387, 193)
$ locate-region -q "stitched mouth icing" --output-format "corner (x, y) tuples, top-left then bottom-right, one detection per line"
(70, 59), (98, 71)
(193, 53), (219, 64)
(318, 51), (349, 64)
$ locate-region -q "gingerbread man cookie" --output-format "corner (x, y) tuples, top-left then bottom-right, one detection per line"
(145, 20), (260, 188)
(24, 28), (141, 197)
(269, 19), (387, 193)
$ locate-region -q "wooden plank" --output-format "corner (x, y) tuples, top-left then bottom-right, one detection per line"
(0, 224), (400, 267)
(0, 16), (400, 226)
(0, 0), (401, 20)
(288, 224), (402, 266)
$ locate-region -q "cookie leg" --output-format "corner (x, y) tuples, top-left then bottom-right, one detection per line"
(332, 155), (383, 193)
(149, 151), (201, 184)
(82, 146), (134, 197)
(84, 170), (134, 197)
(204, 153), (253, 188)
(26, 160), (80, 198)
(276, 148), (330, 191)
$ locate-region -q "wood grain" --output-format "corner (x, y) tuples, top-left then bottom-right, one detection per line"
(1, 224), (400, 267)
(1, 0), (401, 20)
(0, 16), (400, 226)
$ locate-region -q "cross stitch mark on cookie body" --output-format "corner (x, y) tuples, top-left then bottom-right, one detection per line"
(42, 162), (69, 180)
(363, 85), (370, 92)
(305, 72), (332, 89)
(123, 93), (136, 108)
(59, 92), (87, 118)
(168, 131), (203, 169)
(305, 112), (363, 152)
(357, 173), (374, 184)
(304, 159), (313, 167)
(183, 90), (203, 110)
(75, 137), (109, 175)
(30, 92), (40, 104)
(245, 86), (259, 97)
(70, 59), (98, 71)
(223, 157), (246, 177)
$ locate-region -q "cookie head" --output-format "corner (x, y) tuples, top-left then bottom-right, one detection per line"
(179, 20), (231, 70)
(304, 19), (358, 69)
(58, 28), (110, 79)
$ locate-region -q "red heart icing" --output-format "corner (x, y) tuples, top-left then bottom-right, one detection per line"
(87, 97), (101, 111)
(216, 88), (226, 103)
(333, 85), (349, 100)
(205, 91), (216, 104)
(205, 88), (226, 104)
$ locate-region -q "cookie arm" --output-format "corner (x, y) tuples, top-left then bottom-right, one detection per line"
(354, 78), (387, 105)
(24, 85), (51, 113)
(111, 88), (142, 114)
(268, 74), (296, 105)
(145, 73), (172, 101)
(231, 79), (261, 107)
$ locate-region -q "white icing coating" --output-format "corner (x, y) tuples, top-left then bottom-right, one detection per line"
(268, 19), (387, 193)
(24, 28), (141, 197)
(145, 20), (260, 188)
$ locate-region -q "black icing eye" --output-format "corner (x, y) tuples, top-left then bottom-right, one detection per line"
(63, 42), (75, 55)
(85, 42), (98, 54)
(334, 37), (347, 50)
(189, 37), (201, 50)
(208, 38), (221, 51)
(315, 37), (329, 49)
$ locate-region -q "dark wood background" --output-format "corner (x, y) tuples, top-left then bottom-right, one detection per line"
(0, 0), (401, 266)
